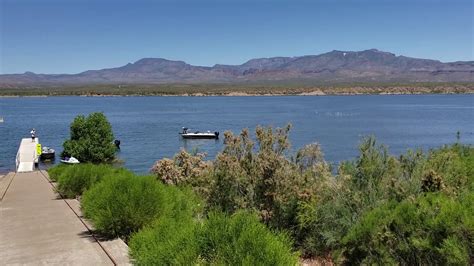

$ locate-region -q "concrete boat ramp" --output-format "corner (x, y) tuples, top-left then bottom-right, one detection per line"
(0, 139), (130, 265)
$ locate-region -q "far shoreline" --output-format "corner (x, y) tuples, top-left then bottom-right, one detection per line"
(1, 91), (473, 98)
(1, 83), (473, 97)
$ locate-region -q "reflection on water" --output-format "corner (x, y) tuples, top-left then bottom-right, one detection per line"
(180, 138), (221, 155)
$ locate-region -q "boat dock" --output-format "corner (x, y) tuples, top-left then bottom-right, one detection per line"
(0, 140), (130, 265)
(16, 138), (39, 173)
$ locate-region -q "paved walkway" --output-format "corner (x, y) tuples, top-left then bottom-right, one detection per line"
(0, 171), (114, 265)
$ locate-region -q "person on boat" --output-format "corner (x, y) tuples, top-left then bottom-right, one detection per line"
(30, 128), (36, 142)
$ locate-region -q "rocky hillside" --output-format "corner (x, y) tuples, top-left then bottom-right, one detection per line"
(1, 49), (473, 86)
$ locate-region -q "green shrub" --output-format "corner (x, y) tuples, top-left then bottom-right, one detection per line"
(424, 144), (474, 193)
(296, 142), (474, 258)
(199, 211), (299, 265)
(62, 112), (116, 163)
(296, 137), (399, 257)
(55, 164), (128, 198)
(82, 174), (162, 240)
(155, 125), (332, 231)
(129, 217), (200, 265)
(82, 173), (201, 241)
(130, 211), (298, 265)
(296, 178), (359, 257)
(47, 164), (69, 182)
(340, 192), (474, 265)
(150, 128), (474, 262)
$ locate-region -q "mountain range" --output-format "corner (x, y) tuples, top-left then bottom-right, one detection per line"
(1, 49), (473, 86)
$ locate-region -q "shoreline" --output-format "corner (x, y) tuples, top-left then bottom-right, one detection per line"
(1, 83), (473, 97)
(1, 90), (473, 98)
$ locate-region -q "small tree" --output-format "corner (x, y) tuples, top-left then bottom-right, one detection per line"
(62, 112), (116, 163)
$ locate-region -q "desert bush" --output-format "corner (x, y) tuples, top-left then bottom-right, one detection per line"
(199, 211), (299, 265)
(151, 149), (210, 185)
(81, 173), (200, 240)
(296, 174), (357, 257)
(340, 192), (474, 265)
(297, 137), (402, 257)
(130, 210), (298, 265)
(54, 164), (126, 198)
(421, 169), (445, 192)
(206, 125), (331, 230)
(149, 126), (474, 262)
(129, 216), (200, 265)
(151, 149), (213, 199)
(151, 125), (331, 232)
(294, 139), (471, 257)
(423, 144), (473, 193)
(62, 112), (116, 163)
(47, 164), (69, 181)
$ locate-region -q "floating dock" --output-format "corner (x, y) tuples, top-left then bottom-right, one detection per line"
(15, 138), (39, 173)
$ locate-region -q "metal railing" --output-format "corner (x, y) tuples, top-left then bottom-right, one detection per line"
(15, 151), (20, 172)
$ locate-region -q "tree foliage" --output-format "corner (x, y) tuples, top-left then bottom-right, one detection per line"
(62, 112), (116, 163)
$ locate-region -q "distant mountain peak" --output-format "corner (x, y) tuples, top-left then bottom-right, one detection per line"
(133, 58), (186, 65)
(1, 49), (473, 85)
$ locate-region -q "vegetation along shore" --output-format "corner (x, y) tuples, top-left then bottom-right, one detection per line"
(0, 82), (473, 97)
(48, 112), (474, 264)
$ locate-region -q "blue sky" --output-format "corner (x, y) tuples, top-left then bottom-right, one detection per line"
(0, 0), (472, 74)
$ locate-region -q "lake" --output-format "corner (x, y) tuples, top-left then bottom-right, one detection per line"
(1, 94), (473, 174)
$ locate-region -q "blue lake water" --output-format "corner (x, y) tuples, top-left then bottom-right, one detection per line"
(0, 94), (473, 174)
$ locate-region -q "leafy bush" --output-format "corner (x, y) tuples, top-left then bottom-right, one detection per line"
(151, 148), (211, 185)
(152, 125), (331, 232)
(296, 141), (474, 258)
(199, 211), (299, 265)
(297, 137), (401, 257)
(47, 164), (69, 182)
(55, 164), (128, 198)
(150, 127), (474, 262)
(62, 112), (116, 163)
(82, 174), (160, 240)
(82, 173), (200, 241)
(340, 192), (474, 265)
(129, 217), (200, 265)
(423, 144), (474, 193)
(130, 210), (299, 265)
(129, 185), (203, 264)
(296, 175), (358, 257)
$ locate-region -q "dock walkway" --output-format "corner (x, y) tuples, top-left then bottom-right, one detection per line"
(0, 171), (116, 265)
(15, 138), (39, 173)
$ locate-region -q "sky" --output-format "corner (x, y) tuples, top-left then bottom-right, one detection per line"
(0, 0), (472, 74)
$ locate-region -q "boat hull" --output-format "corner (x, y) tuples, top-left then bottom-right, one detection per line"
(60, 157), (80, 164)
(180, 134), (219, 139)
(40, 152), (55, 160)
(181, 135), (219, 139)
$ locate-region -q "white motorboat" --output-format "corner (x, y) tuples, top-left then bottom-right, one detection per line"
(60, 156), (80, 164)
(40, 146), (55, 160)
(179, 127), (219, 139)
